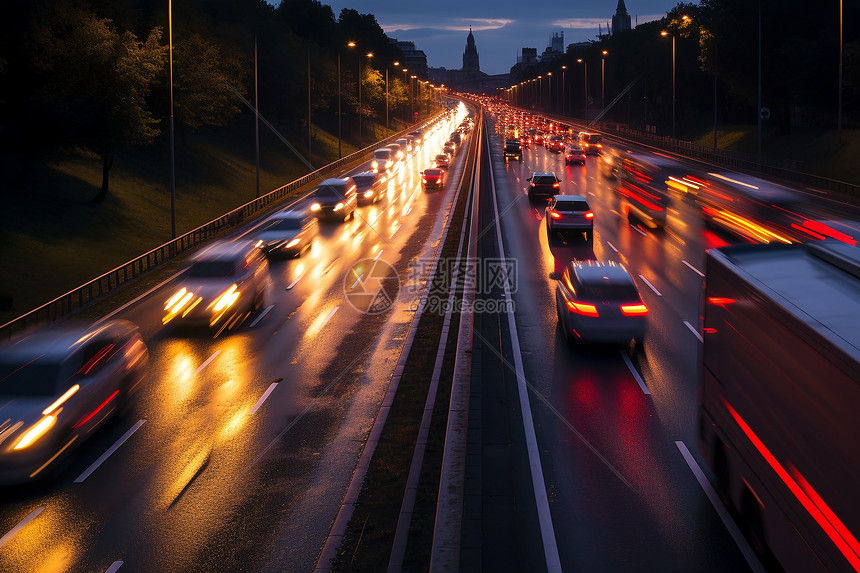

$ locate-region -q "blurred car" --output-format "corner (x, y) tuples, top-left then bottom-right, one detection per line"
(546, 195), (594, 239)
(164, 240), (269, 329)
(527, 172), (561, 201)
(503, 139), (522, 161)
(385, 143), (404, 162)
(352, 171), (384, 205)
(421, 168), (445, 188)
(565, 145), (586, 164)
(554, 260), (647, 345)
(433, 154), (451, 170)
(579, 132), (603, 155)
(255, 210), (318, 257)
(371, 148), (395, 173)
(310, 178), (357, 221)
(396, 137), (412, 154)
(546, 135), (565, 153)
(449, 131), (462, 145)
(598, 146), (625, 178)
(534, 133), (545, 145)
(615, 152), (678, 229)
(0, 320), (148, 483)
(443, 141), (457, 156)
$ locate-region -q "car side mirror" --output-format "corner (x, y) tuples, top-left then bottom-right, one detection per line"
(548, 272), (561, 281)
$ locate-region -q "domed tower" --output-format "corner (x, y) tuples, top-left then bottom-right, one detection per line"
(462, 27), (480, 73)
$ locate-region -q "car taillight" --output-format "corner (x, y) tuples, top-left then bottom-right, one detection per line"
(530, 182), (536, 187)
(549, 210), (562, 219)
(620, 303), (648, 316)
(552, 182), (560, 188)
(584, 211), (594, 219)
(566, 301), (599, 317)
(596, 143), (602, 148)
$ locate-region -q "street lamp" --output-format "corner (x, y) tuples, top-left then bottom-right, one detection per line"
(411, 75), (417, 122)
(547, 72), (552, 114)
(538, 76), (543, 111)
(358, 51), (373, 144)
(168, 0), (176, 239)
(561, 66), (567, 116)
(601, 50), (608, 112)
(577, 58), (588, 120)
(660, 30), (675, 139)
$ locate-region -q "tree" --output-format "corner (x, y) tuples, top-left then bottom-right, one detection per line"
(33, 6), (166, 203)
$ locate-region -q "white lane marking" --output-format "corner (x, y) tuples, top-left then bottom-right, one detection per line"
(286, 273), (304, 290)
(682, 260), (705, 277)
(320, 306), (340, 329)
(249, 383), (278, 415)
(373, 249), (384, 261)
(248, 304), (274, 328)
(684, 320), (703, 343)
(350, 274), (364, 289)
(194, 350), (221, 376)
(74, 420), (146, 483)
(620, 350), (651, 395)
(0, 507), (44, 548)
(105, 562), (124, 573)
(607, 241), (619, 253)
(631, 225), (647, 236)
(488, 136), (563, 572)
(639, 275), (662, 296)
(675, 441), (766, 573)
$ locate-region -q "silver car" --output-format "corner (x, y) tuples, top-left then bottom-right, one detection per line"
(164, 240), (269, 330)
(0, 320), (148, 483)
(255, 211), (318, 258)
(546, 195), (594, 240)
(554, 260), (647, 345)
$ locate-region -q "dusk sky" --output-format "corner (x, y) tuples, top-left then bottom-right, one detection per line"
(321, 0), (673, 75)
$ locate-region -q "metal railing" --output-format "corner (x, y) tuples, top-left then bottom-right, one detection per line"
(0, 115), (445, 340)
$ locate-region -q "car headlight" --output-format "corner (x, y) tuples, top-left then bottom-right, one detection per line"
(333, 202), (344, 212)
(286, 238), (301, 248)
(13, 416), (56, 450)
(364, 190), (374, 198)
(310, 203), (321, 211)
(213, 284), (240, 312)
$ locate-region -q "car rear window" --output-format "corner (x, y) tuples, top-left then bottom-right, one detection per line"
(577, 282), (639, 302)
(533, 175), (557, 184)
(424, 169), (442, 176)
(0, 360), (62, 396)
(556, 200), (590, 212)
(188, 260), (238, 278)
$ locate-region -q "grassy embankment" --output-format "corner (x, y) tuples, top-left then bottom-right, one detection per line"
(0, 115), (408, 325)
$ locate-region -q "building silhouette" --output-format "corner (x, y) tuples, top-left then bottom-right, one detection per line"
(429, 28), (508, 93)
(611, 0), (632, 35)
(463, 27), (480, 72)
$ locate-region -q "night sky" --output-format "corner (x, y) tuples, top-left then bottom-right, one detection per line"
(320, 0), (672, 75)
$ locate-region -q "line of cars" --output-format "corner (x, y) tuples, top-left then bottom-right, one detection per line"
(421, 118), (472, 188)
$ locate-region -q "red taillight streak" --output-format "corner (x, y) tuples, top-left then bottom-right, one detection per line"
(684, 174), (708, 185)
(621, 185), (664, 212)
(722, 397), (860, 570)
(584, 211), (594, 219)
(73, 390), (120, 429)
(549, 210), (562, 219)
(703, 327), (718, 334)
(801, 220), (857, 246)
(566, 301), (599, 317)
(791, 223), (827, 241)
(78, 344), (114, 375)
(620, 303), (648, 316)
(707, 297), (735, 306)
(552, 182), (560, 188)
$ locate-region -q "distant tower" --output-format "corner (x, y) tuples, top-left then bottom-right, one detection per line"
(612, 0), (632, 34)
(463, 27), (480, 72)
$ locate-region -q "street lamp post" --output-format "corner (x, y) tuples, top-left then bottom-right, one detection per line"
(547, 72), (552, 114)
(411, 75), (417, 122)
(337, 52), (342, 158)
(601, 50), (608, 113)
(561, 66), (567, 116)
(168, 0), (176, 239)
(661, 31), (676, 139)
(254, 32), (260, 198)
(577, 59), (588, 120)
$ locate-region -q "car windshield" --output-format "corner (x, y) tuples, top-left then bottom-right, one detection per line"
(188, 260), (238, 278)
(587, 135), (602, 143)
(0, 359), (62, 396)
(316, 186), (345, 199)
(555, 201), (590, 212)
(424, 169), (442, 176)
(352, 175), (375, 187)
(436, 155), (448, 161)
(266, 218), (303, 231)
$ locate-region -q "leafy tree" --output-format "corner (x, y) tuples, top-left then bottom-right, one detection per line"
(32, 6), (166, 203)
(173, 33), (244, 131)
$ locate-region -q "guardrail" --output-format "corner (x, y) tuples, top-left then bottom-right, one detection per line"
(0, 114), (446, 340)
(510, 108), (860, 201)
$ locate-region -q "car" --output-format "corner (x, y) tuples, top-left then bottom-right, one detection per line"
(384, 143), (404, 162)
(164, 240), (269, 330)
(421, 168), (445, 188)
(310, 178), (357, 221)
(371, 148), (394, 173)
(554, 260), (647, 345)
(255, 210), (318, 257)
(351, 170), (384, 205)
(443, 141), (457, 156)
(546, 135), (565, 153)
(546, 195), (594, 239)
(0, 320), (149, 483)
(527, 172), (561, 201)
(449, 131), (462, 145)
(503, 139), (523, 161)
(396, 138), (411, 154)
(433, 154), (450, 170)
(579, 132), (603, 155)
(565, 145), (586, 164)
